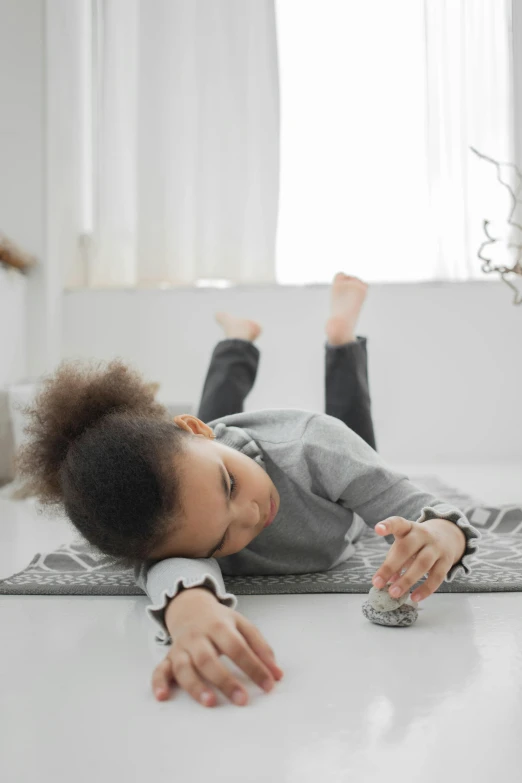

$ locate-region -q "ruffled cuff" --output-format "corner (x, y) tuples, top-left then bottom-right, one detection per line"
(146, 573), (238, 645)
(416, 504), (481, 582)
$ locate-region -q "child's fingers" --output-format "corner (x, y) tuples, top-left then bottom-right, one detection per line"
(387, 555), (417, 584)
(373, 541), (420, 589)
(176, 641), (250, 707)
(375, 517), (414, 539)
(152, 657), (176, 701)
(237, 616), (284, 681)
(384, 548), (438, 599)
(213, 628), (277, 697)
(410, 562), (449, 602)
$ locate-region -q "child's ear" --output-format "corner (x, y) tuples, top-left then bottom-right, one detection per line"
(173, 414), (215, 439)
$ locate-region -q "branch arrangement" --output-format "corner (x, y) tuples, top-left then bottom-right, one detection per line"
(470, 146), (522, 305)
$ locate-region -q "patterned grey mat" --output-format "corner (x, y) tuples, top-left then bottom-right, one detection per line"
(2, 499), (522, 597)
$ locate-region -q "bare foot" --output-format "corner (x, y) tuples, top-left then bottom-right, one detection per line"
(326, 273), (368, 346)
(215, 312), (262, 342)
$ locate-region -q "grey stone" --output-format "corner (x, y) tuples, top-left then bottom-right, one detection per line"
(367, 585), (411, 612)
(362, 600), (419, 627)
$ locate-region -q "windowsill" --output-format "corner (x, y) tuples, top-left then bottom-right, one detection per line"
(63, 277), (499, 293)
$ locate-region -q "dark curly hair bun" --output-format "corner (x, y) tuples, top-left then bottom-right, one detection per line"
(17, 359), (167, 503)
(17, 359), (186, 564)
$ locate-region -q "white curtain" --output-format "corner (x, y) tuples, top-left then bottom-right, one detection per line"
(90, 0), (279, 287)
(424, 0), (516, 280)
(87, 0), (515, 287)
(275, 0), (515, 284)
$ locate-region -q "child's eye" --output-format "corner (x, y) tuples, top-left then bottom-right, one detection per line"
(213, 473), (238, 556)
(229, 472), (238, 497)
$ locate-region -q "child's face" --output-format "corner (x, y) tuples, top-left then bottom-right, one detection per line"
(150, 417), (280, 561)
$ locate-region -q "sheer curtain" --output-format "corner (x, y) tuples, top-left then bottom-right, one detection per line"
(84, 0), (515, 287)
(275, 0), (515, 284)
(424, 0), (516, 280)
(89, 0), (279, 287)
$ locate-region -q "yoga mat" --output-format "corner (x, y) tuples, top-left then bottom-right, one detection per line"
(1, 477), (521, 597)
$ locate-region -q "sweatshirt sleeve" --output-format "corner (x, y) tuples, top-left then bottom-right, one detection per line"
(134, 557), (238, 644)
(302, 414), (481, 582)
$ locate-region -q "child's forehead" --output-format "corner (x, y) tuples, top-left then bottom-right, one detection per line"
(179, 438), (223, 488)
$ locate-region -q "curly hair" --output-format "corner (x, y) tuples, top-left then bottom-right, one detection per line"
(16, 359), (188, 567)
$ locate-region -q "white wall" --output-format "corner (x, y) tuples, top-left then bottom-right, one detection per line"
(0, 269), (27, 387)
(0, 0), (70, 386)
(62, 279), (522, 464)
(514, 0), (522, 173)
(0, 0), (45, 384)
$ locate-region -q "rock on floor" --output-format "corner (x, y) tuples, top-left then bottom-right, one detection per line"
(362, 600), (419, 627)
(367, 585), (410, 612)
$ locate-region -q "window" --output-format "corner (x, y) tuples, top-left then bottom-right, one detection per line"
(275, 0), (515, 284)
(69, 0), (515, 288)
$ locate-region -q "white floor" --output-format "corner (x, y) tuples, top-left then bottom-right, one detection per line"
(1, 463), (522, 783)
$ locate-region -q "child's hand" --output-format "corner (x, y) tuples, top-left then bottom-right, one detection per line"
(371, 516), (467, 603)
(152, 587), (284, 708)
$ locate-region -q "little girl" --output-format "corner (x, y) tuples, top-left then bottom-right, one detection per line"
(18, 274), (480, 709)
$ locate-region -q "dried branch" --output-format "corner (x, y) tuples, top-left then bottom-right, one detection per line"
(470, 147), (522, 305)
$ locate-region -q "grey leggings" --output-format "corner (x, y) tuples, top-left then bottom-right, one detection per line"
(197, 337), (377, 451)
